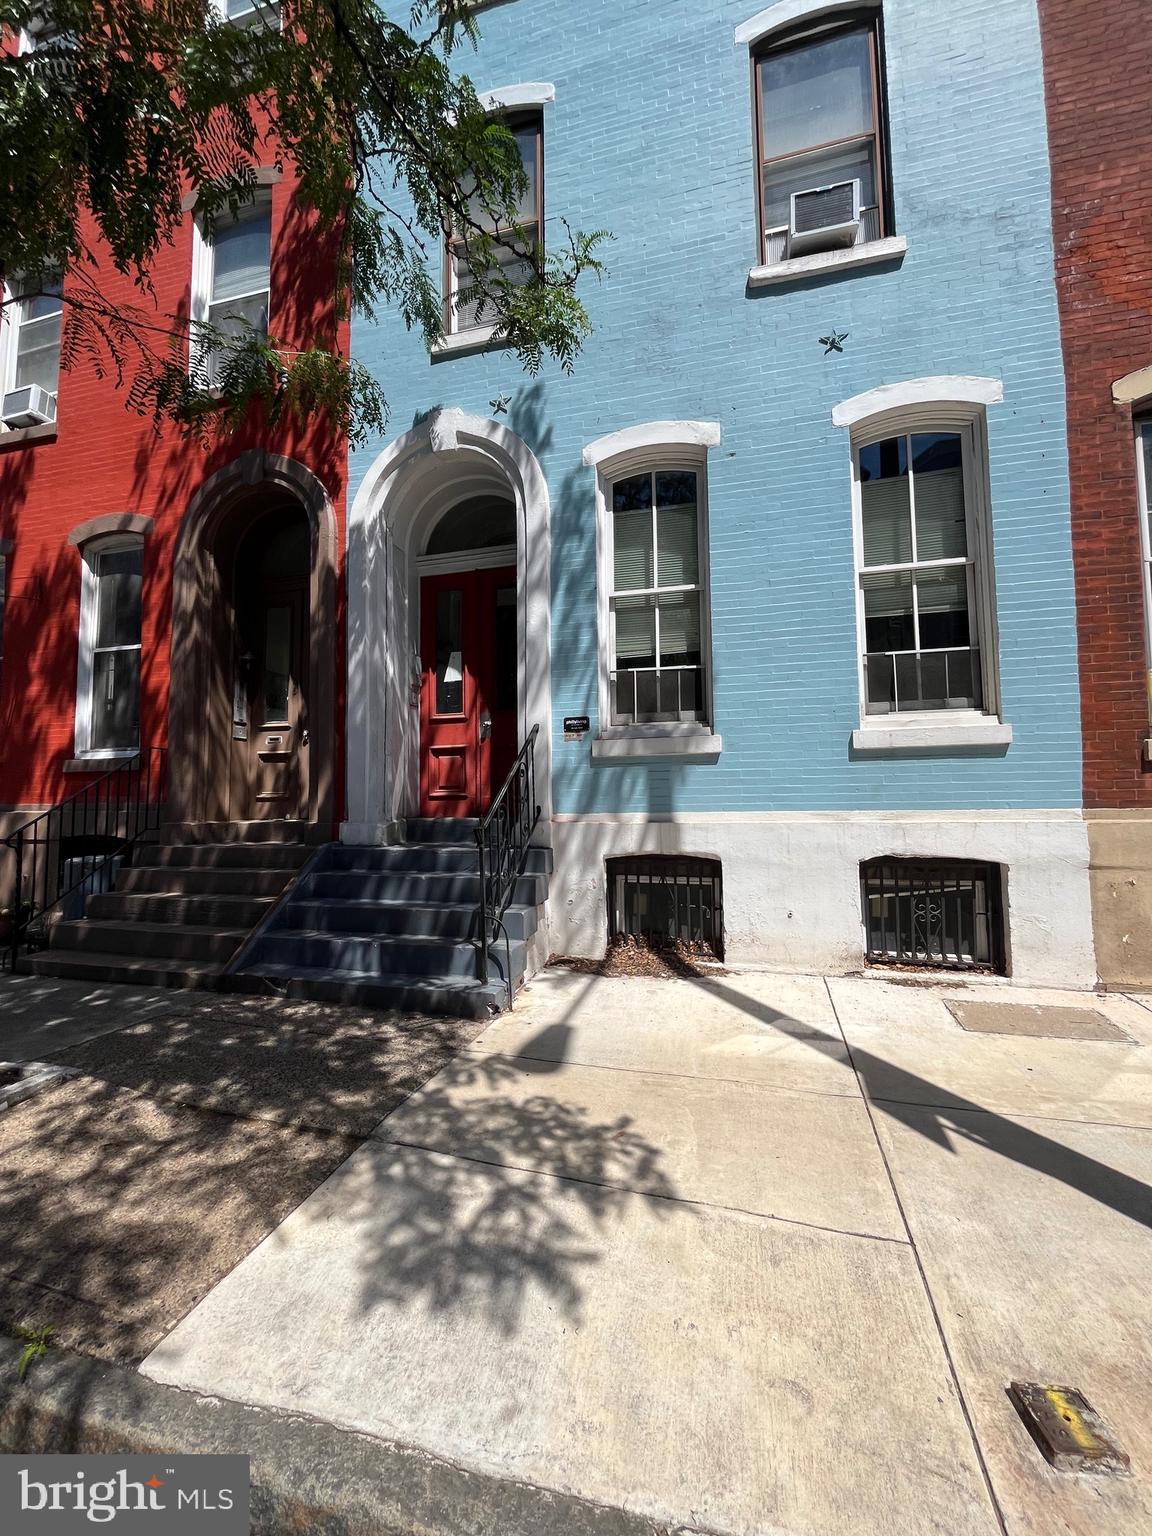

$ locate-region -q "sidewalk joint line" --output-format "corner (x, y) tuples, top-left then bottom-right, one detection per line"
(867, 1093), (1152, 1134)
(823, 978), (1010, 1536)
(460, 1042), (860, 1102)
(377, 1133), (911, 1247)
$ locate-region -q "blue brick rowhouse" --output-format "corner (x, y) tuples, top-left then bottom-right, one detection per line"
(342, 0), (1094, 988)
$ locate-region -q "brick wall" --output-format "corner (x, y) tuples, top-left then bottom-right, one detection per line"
(349, 0), (1082, 815)
(0, 178), (349, 812)
(1039, 0), (1152, 807)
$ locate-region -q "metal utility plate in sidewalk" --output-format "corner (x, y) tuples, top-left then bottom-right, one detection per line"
(946, 1001), (1132, 1042)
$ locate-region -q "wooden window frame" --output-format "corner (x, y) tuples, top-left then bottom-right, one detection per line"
(1135, 418), (1152, 685)
(752, 11), (891, 266)
(189, 187), (273, 386)
(443, 109), (544, 336)
(594, 445), (716, 739)
(849, 409), (1001, 727)
(74, 534), (145, 760)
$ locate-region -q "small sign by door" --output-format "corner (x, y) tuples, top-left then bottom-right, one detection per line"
(564, 715), (590, 741)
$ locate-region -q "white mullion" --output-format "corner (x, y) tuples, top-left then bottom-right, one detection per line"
(906, 434), (918, 564)
(861, 556), (968, 576)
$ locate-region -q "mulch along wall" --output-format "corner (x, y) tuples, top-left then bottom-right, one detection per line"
(0, 180), (349, 816)
(1039, 0), (1152, 806)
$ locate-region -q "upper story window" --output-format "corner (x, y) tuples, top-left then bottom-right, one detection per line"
(190, 189), (272, 387)
(755, 14), (889, 266)
(446, 112), (542, 335)
(214, 0), (281, 29)
(856, 427), (989, 717)
(1, 272), (63, 427)
(1136, 420), (1152, 668)
(76, 537), (144, 756)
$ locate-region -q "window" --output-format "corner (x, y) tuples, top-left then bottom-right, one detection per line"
(213, 0), (281, 28)
(1, 272), (63, 422)
(76, 538), (143, 756)
(861, 858), (1005, 973)
(754, 15), (889, 265)
(191, 190), (272, 387)
(856, 427), (990, 717)
(608, 856), (724, 960)
(445, 112), (541, 335)
(608, 468), (708, 725)
(1137, 420), (1152, 666)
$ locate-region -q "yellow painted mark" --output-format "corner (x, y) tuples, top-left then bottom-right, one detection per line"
(1045, 1388), (1103, 1453)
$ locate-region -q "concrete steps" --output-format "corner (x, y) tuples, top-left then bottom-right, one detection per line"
(28, 824), (309, 990)
(230, 818), (551, 1018)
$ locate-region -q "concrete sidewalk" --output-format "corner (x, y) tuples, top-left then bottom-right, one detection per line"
(137, 969), (1152, 1536)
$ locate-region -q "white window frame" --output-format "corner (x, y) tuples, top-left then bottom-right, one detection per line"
(189, 187), (273, 384)
(210, 0), (282, 30)
(0, 273), (63, 420)
(74, 534), (144, 760)
(847, 402), (1003, 737)
(1136, 419), (1152, 683)
(586, 426), (722, 757)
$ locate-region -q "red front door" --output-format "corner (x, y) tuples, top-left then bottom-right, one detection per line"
(420, 566), (517, 817)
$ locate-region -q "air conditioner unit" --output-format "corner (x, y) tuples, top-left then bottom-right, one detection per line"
(2, 383), (57, 428)
(787, 179), (862, 258)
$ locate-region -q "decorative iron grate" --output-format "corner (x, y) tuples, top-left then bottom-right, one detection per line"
(607, 856), (723, 958)
(861, 858), (1005, 973)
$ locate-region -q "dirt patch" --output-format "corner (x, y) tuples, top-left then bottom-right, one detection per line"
(55, 995), (484, 1138)
(550, 934), (727, 981)
(0, 1076), (356, 1363)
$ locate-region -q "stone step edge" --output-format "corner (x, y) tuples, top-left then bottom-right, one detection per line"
(0, 1337), (676, 1536)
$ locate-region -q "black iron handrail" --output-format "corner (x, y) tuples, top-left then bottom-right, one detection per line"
(3, 747), (167, 972)
(476, 724), (540, 999)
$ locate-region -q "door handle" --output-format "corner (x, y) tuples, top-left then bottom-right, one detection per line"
(479, 713), (492, 742)
(300, 729), (310, 746)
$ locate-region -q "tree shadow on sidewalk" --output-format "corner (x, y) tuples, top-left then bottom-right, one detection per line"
(681, 976), (1152, 1233)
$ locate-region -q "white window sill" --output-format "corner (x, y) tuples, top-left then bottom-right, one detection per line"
(748, 236), (908, 290)
(592, 732), (722, 761)
(851, 719), (1012, 754)
(63, 752), (141, 773)
(431, 324), (500, 360)
(0, 421), (57, 449)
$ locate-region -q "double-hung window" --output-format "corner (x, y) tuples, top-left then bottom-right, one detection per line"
(77, 538), (143, 755)
(755, 16), (889, 265)
(445, 112), (541, 335)
(2, 273), (63, 422)
(1137, 421), (1152, 669)
(217, 0), (281, 27)
(191, 190), (272, 387)
(609, 468), (708, 725)
(856, 429), (987, 716)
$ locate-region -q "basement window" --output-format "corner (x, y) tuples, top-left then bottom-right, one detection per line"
(861, 858), (1005, 973)
(607, 856), (724, 959)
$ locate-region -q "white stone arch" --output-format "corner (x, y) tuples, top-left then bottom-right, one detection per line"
(344, 409), (552, 840)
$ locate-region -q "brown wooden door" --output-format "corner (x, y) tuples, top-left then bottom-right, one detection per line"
(230, 582), (309, 820)
(419, 566), (517, 817)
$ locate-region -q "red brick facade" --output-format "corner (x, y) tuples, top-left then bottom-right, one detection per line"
(0, 179), (348, 815)
(1039, 0), (1152, 807)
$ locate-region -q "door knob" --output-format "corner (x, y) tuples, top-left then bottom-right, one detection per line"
(479, 713), (492, 742)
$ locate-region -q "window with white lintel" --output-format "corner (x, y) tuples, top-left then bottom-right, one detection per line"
(849, 406), (1001, 728)
(586, 426), (720, 753)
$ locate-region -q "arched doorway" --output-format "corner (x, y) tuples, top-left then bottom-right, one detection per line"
(168, 451), (338, 830)
(417, 493), (518, 817)
(344, 410), (552, 840)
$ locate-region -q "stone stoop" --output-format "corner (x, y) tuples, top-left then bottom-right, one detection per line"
(26, 822), (313, 991)
(226, 817), (553, 1020)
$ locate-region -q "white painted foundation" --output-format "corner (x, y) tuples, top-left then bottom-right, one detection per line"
(545, 809), (1097, 990)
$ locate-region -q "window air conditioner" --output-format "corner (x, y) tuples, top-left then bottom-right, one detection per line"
(787, 179), (862, 258)
(2, 383), (57, 428)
